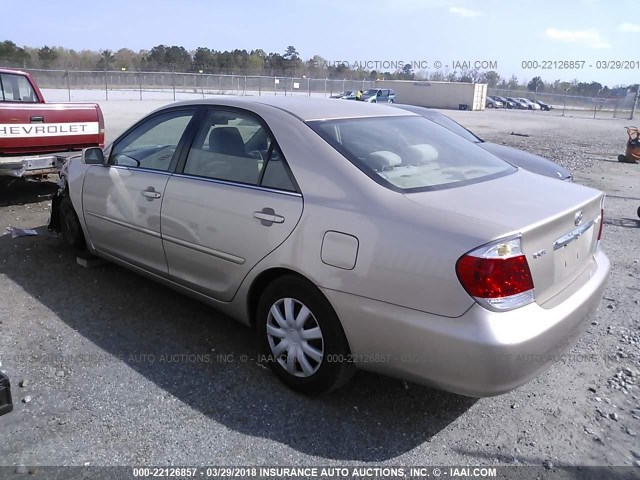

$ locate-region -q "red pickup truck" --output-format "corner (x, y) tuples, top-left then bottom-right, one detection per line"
(0, 68), (104, 179)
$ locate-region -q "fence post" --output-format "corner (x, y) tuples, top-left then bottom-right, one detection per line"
(172, 68), (176, 101)
(139, 71), (143, 101)
(105, 69), (108, 101)
(66, 69), (71, 101)
(594, 88), (602, 119)
(630, 88), (640, 120)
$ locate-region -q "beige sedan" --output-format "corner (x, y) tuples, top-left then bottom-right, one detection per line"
(50, 97), (609, 396)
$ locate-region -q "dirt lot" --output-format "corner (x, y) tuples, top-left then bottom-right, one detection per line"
(0, 103), (639, 470)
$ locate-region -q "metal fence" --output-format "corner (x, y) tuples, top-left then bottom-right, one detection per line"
(26, 69), (376, 102)
(20, 69), (639, 118)
(488, 88), (638, 119)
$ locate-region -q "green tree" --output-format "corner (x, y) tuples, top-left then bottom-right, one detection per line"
(96, 50), (115, 70)
(37, 45), (58, 68)
(527, 76), (544, 92)
(483, 70), (501, 88)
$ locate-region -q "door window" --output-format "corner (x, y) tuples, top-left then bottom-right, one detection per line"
(183, 109), (297, 191)
(109, 110), (196, 171)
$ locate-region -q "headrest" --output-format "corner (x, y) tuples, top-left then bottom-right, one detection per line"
(366, 151), (402, 171)
(402, 144), (439, 166)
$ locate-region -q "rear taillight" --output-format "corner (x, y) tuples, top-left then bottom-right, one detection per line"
(456, 237), (534, 311)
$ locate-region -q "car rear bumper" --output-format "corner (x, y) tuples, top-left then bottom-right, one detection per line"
(323, 249), (610, 397)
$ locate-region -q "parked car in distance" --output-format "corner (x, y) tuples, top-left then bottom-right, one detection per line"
(534, 99), (552, 111)
(517, 98), (541, 110)
(393, 104), (572, 181)
(51, 97), (608, 397)
(361, 88), (396, 103)
(507, 97), (529, 109)
(486, 97), (503, 108)
(330, 90), (354, 99)
(493, 96), (517, 109)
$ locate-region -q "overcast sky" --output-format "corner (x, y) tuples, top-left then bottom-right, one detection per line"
(7, 0), (639, 86)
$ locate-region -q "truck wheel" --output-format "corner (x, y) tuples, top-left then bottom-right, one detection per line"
(257, 275), (355, 395)
(59, 195), (87, 251)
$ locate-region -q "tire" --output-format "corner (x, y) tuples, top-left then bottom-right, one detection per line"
(637, 205), (640, 219)
(256, 275), (355, 395)
(59, 195), (87, 251)
(487, 103), (494, 108)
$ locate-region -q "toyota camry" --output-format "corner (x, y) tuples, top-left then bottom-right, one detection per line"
(50, 97), (609, 396)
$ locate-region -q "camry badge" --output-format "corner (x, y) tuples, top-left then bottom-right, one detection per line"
(574, 211), (583, 226)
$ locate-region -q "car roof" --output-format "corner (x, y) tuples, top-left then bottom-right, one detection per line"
(168, 96), (414, 121)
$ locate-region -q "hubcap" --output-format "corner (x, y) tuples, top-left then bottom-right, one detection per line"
(266, 298), (324, 378)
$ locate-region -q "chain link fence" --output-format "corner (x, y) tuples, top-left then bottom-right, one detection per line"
(21, 69), (640, 119)
(488, 88), (638, 119)
(26, 69), (376, 102)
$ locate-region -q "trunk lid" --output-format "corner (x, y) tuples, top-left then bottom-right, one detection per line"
(0, 103), (104, 155)
(404, 169), (604, 307)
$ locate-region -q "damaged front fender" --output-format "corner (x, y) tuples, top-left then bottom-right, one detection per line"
(48, 161), (70, 233)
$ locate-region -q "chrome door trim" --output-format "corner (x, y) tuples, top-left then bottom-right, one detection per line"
(162, 233), (246, 265)
(85, 211), (162, 239)
(171, 173), (302, 197)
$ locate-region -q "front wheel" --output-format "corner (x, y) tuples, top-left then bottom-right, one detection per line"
(257, 275), (355, 395)
(59, 195), (87, 251)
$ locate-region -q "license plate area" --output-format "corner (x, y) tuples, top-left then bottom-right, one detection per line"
(553, 221), (595, 283)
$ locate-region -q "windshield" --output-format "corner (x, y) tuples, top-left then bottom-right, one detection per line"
(364, 89), (378, 96)
(309, 116), (514, 192)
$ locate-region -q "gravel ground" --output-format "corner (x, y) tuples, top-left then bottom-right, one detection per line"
(0, 105), (639, 471)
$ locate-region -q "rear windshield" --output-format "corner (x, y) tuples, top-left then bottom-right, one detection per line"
(308, 116), (515, 192)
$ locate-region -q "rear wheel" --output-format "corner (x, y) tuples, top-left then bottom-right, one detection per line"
(59, 195), (87, 251)
(257, 275), (355, 395)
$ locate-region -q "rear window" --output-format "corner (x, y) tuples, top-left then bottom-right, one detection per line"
(308, 116), (515, 192)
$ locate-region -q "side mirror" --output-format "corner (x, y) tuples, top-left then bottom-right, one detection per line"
(82, 147), (106, 165)
(0, 372), (13, 417)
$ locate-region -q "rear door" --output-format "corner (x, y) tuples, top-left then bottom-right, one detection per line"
(161, 107), (303, 301)
(82, 107), (199, 275)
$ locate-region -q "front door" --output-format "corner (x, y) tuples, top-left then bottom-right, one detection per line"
(82, 108), (198, 275)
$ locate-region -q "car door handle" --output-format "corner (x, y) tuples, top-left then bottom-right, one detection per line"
(30, 116), (44, 123)
(141, 188), (161, 200)
(253, 209), (285, 225)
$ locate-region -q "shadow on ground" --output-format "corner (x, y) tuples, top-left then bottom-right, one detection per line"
(0, 229), (476, 461)
(0, 179), (58, 207)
